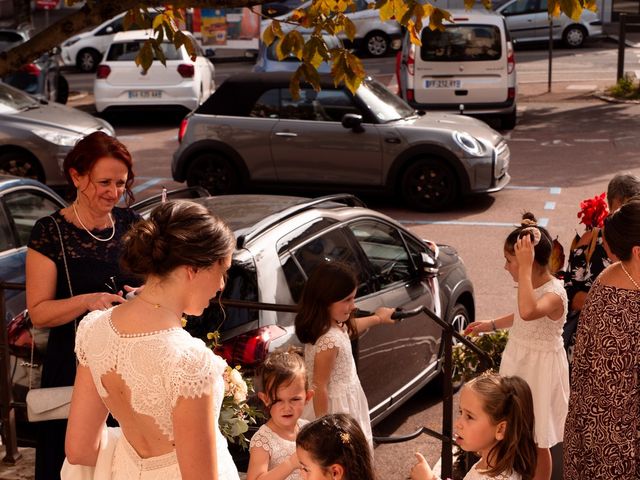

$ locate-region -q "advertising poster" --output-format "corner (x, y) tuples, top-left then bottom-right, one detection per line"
(201, 8), (227, 45)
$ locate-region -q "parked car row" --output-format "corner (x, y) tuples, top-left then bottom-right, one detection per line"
(0, 178), (474, 449)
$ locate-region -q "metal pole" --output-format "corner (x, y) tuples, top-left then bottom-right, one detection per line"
(441, 323), (453, 479)
(0, 284), (22, 464)
(548, 14), (553, 93)
(617, 13), (626, 81)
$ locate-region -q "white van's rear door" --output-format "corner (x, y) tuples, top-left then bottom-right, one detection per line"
(414, 23), (509, 105)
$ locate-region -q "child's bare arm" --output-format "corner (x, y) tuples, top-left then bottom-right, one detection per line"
(247, 447), (299, 480)
(354, 307), (395, 334)
(465, 313), (514, 335)
(312, 347), (338, 417)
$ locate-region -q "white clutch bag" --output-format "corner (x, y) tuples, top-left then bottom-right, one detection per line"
(26, 386), (73, 422)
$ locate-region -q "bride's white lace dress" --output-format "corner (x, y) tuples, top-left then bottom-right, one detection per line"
(73, 308), (240, 479)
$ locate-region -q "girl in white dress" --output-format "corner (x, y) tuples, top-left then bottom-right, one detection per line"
(294, 262), (395, 451)
(247, 350), (312, 480)
(410, 373), (538, 480)
(466, 213), (569, 480)
(63, 201), (240, 479)
(296, 413), (376, 480)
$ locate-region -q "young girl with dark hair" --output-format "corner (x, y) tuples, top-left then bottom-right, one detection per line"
(294, 262), (395, 450)
(296, 413), (375, 480)
(466, 213), (568, 480)
(411, 373), (537, 480)
(247, 350), (313, 480)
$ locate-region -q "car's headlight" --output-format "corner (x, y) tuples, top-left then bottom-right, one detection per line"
(33, 129), (82, 147)
(453, 131), (484, 156)
(62, 37), (80, 48)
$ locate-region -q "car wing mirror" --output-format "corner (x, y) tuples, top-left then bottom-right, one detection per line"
(341, 113), (365, 133)
(419, 251), (439, 278)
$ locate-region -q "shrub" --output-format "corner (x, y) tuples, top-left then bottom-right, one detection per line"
(606, 74), (640, 100)
(451, 330), (509, 383)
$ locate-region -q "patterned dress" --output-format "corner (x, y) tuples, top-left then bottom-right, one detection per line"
(499, 278), (569, 448)
(302, 325), (373, 450)
(563, 278), (640, 479)
(249, 419), (307, 480)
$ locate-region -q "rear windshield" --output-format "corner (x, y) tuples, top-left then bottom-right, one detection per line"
(107, 41), (182, 61)
(420, 24), (502, 62)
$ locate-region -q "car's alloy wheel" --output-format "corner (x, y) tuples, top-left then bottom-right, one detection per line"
(401, 158), (459, 212)
(563, 26), (586, 48)
(77, 49), (101, 73)
(185, 153), (238, 195)
(0, 152), (44, 182)
(365, 32), (390, 57)
(449, 304), (471, 390)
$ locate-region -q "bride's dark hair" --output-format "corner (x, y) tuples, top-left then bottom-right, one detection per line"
(121, 200), (235, 278)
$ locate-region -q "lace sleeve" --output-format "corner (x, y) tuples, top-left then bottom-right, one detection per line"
(170, 342), (226, 406)
(316, 330), (341, 352)
(249, 426), (273, 453)
(27, 215), (60, 262)
(74, 310), (104, 367)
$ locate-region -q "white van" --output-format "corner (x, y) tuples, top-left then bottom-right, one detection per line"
(396, 10), (517, 129)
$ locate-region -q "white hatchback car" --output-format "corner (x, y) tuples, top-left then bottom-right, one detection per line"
(94, 31), (215, 114)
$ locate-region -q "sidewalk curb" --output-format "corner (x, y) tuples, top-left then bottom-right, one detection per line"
(593, 91), (640, 104)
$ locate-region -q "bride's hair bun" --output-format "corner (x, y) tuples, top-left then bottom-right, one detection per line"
(121, 201), (235, 278)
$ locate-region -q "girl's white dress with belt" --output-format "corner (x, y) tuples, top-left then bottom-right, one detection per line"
(499, 278), (569, 448)
(302, 325), (373, 449)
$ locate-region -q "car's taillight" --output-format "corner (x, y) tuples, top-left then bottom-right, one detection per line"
(96, 65), (111, 79)
(215, 325), (288, 368)
(508, 87), (516, 99)
(177, 64), (194, 78)
(407, 43), (415, 76)
(178, 118), (189, 143)
(407, 89), (414, 102)
(507, 42), (515, 75)
(20, 63), (41, 75)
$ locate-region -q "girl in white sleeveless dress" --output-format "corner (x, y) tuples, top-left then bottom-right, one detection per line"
(294, 262), (396, 451)
(410, 373), (538, 480)
(247, 351), (312, 480)
(63, 201), (240, 479)
(466, 213), (569, 480)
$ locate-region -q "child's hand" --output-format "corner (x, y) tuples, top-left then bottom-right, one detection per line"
(465, 320), (493, 335)
(375, 306), (396, 325)
(514, 235), (535, 269)
(286, 453), (300, 472)
(410, 453), (436, 480)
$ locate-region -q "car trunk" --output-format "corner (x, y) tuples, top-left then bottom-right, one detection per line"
(414, 23), (508, 105)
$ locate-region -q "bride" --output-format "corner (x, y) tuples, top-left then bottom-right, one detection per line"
(63, 201), (239, 479)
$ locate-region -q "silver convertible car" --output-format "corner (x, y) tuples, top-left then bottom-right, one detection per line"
(172, 72), (510, 211)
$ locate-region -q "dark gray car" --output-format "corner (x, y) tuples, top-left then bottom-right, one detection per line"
(173, 72), (510, 212)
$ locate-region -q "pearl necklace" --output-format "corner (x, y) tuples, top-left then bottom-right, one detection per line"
(620, 262), (640, 290)
(72, 202), (115, 242)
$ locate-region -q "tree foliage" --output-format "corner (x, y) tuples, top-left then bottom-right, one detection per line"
(0, 0), (596, 95)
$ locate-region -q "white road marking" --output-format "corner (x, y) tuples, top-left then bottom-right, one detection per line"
(566, 85), (597, 90)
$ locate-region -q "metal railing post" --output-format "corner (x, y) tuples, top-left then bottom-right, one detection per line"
(0, 282), (22, 464)
(617, 13), (627, 82)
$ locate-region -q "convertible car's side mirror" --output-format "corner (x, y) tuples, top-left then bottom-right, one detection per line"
(341, 113), (365, 133)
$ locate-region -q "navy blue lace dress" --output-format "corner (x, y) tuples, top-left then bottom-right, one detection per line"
(27, 207), (140, 480)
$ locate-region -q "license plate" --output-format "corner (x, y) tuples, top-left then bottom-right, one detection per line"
(128, 90), (162, 99)
(424, 79), (461, 88)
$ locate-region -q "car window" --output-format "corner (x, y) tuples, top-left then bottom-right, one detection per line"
(281, 227), (373, 301)
(96, 17), (125, 36)
(501, 0), (540, 15)
(3, 190), (60, 247)
(280, 88), (361, 122)
(0, 206), (15, 251)
(250, 89), (280, 118)
(420, 25), (502, 62)
(107, 41), (182, 61)
(348, 220), (414, 288)
(184, 258), (259, 338)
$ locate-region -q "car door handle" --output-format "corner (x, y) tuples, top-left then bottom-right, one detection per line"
(275, 132), (298, 137)
(385, 137), (401, 144)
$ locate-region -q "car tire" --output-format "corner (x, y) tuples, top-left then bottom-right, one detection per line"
(185, 153), (239, 195)
(55, 75), (69, 105)
(400, 157), (459, 212)
(563, 25), (587, 48)
(501, 107), (517, 130)
(364, 31), (390, 57)
(0, 151), (44, 182)
(449, 303), (471, 391)
(76, 49), (101, 73)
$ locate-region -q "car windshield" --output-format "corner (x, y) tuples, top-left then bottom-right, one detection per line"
(357, 78), (415, 122)
(0, 83), (39, 113)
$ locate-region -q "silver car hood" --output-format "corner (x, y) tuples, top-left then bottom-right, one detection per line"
(399, 112), (504, 146)
(6, 102), (113, 135)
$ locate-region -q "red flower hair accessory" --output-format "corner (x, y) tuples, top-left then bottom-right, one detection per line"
(577, 192), (609, 229)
